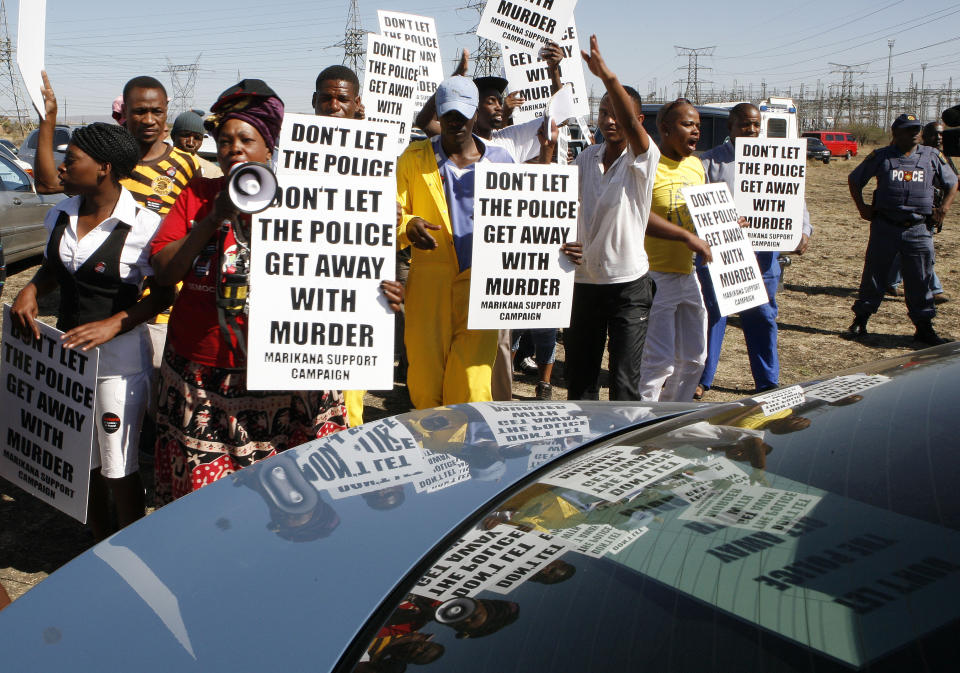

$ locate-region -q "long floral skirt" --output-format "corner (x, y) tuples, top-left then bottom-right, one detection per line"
(153, 348), (348, 505)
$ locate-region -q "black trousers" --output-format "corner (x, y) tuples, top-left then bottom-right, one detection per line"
(565, 275), (655, 401)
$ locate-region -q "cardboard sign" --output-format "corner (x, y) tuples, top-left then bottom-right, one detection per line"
(678, 482), (821, 534)
(246, 114), (396, 391)
(734, 138), (807, 251)
(502, 19), (588, 124)
(468, 163), (578, 329)
(294, 416), (428, 499)
(411, 525), (566, 601)
(0, 307), (98, 523)
(548, 523), (648, 558)
(752, 385), (805, 416)
(803, 374), (890, 402)
(476, 0), (578, 52)
(682, 182), (767, 316)
(377, 10), (443, 110)
(16, 0), (46, 119)
(362, 34), (419, 154)
(473, 402), (588, 446)
(539, 445), (690, 502)
(414, 449), (471, 493)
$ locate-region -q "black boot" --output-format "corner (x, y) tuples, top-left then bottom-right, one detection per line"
(913, 320), (949, 346)
(848, 315), (869, 337)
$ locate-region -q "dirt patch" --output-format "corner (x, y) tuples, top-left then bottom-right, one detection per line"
(2, 147), (957, 602)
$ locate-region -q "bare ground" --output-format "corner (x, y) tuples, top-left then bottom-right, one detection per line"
(2, 147), (957, 602)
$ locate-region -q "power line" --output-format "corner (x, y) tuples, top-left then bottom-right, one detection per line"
(462, 0), (501, 77)
(675, 46), (714, 104)
(0, 0), (27, 133)
(338, 0), (366, 75)
(163, 55), (202, 118)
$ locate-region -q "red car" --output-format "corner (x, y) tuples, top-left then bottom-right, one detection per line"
(802, 130), (858, 158)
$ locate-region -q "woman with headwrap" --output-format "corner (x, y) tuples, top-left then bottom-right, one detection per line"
(150, 80), (402, 504)
(11, 122), (174, 541)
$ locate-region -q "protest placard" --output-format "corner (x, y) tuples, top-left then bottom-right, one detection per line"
(734, 137), (807, 251)
(678, 482), (822, 535)
(539, 445), (690, 502)
(362, 34), (419, 154)
(682, 182), (767, 317)
(16, 0), (46, 118)
(246, 113), (396, 391)
(502, 19), (588, 124)
(0, 306), (98, 522)
(468, 163), (578, 329)
(476, 0), (578, 52)
(412, 525), (567, 601)
(377, 10), (443, 110)
(474, 402), (588, 446)
(294, 416), (429, 499)
(803, 374), (890, 402)
(547, 523), (649, 559)
(752, 384), (805, 416)
(414, 449), (471, 493)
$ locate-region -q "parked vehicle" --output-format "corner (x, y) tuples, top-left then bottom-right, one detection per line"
(805, 136), (832, 163)
(3, 342), (960, 672)
(18, 124), (85, 169)
(0, 137), (20, 155)
(759, 96), (799, 139)
(0, 143), (34, 174)
(0, 153), (66, 262)
(802, 130), (858, 159)
(639, 103), (730, 153)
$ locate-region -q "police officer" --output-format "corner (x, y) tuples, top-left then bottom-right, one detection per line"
(848, 113), (958, 345)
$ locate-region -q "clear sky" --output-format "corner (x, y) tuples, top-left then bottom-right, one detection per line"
(13, 0), (960, 121)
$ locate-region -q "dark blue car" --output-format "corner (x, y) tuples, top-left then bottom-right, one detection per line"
(3, 344), (960, 672)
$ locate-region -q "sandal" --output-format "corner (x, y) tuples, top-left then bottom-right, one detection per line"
(693, 385), (705, 401)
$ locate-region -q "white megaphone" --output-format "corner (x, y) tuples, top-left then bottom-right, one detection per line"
(226, 161), (279, 214)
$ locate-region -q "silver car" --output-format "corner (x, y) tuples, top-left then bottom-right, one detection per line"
(0, 153), (66, 262)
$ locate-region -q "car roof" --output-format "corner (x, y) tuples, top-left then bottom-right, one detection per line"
(4, 345), (960, 671)
(0, 400), (701, 671)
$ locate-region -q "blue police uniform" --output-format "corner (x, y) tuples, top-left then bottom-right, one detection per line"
(850, 137), (956, 328)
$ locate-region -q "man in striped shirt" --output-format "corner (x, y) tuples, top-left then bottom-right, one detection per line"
(34, 74), (200, 215)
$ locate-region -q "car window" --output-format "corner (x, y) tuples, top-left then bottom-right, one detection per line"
(766, 118), (787, 138)
(0, 155), (31, 191)
(25, 131), (38, 150)
(54, 129), (71, 148)
(351, 371), (960, 673)
(845, 134), (855, 142)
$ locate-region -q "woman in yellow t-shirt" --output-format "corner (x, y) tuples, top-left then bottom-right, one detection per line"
(638, 99), (709, 402)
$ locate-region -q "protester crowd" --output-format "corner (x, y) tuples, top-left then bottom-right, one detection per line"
(1, 31), (956, 562)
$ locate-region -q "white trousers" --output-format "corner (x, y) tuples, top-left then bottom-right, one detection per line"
(638, 270), (707, 402)
(89, 325), (152, 479)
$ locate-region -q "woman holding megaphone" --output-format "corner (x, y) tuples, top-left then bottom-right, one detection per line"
(150, 80), (403, 505)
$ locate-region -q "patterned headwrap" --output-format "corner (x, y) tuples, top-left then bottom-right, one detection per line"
(204, 79), (285, 149)
(70, 122), (140, 180)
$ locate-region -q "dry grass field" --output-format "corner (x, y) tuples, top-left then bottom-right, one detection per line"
(2, 145), (958, 602)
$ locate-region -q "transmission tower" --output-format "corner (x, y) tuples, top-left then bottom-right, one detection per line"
(163, 55), (201, 118)
(339, 0), (366, 75)
(0, 0), (27, 132)
(463, 0), (501, 77)
(675, 46), (714, 104)
(829, 62), (867, 127)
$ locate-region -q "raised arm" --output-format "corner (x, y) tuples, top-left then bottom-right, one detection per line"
(32, 71), (64, 195)
(541, 41), (564, 95)
(581, 35), (649, 156)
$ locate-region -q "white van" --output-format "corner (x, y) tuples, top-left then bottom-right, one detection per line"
(758, 97), (798, 139)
